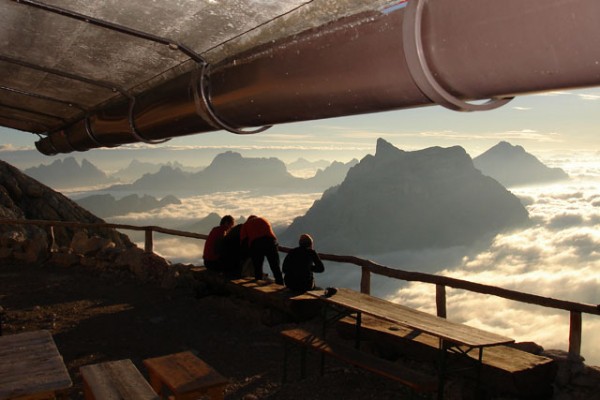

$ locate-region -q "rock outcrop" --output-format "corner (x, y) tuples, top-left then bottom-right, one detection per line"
(282, 139), (530, 254)
(0, 160), (194, 289)
(473, 141), (569, 187)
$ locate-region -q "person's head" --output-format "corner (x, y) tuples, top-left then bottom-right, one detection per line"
(220, 215), (235, 229)
(299, 234), (313, 249)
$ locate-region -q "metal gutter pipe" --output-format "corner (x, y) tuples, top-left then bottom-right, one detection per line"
(35, 0), (600, 155)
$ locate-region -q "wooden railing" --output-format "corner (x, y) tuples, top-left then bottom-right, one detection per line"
(2, 218), (599, 359)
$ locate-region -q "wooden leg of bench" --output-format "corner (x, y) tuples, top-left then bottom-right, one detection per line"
(282, 340), (289, 383)
(147, 371), (163, 397)
(300, 346), (307, 379)
(82, 378), (94, 400)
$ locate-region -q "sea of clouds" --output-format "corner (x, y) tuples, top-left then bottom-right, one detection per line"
(106, 154), (600, 365)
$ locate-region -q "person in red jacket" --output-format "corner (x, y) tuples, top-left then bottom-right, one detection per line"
(203, 215), (235, 271)
(240, 215), (283, 284)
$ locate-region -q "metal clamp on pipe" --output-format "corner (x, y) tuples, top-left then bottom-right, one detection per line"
(126, 95), (170, 144)
(192, 62), (272, 135)
(402, 0), (513, 112)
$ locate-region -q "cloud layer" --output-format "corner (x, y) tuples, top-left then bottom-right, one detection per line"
(109, 155), (600, 366)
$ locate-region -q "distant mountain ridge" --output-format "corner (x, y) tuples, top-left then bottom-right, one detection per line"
(105, 151), (356, 195)
(24, 157), (117, 189)
(282, 139), (529, 254)
(112, 160), (202, 183)
(75, 194), (181, 218)
(473, 141), (568, 187)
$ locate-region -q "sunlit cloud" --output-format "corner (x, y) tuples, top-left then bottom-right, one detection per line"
(578, 93), (600, 101)
(0, 144), (31, 151)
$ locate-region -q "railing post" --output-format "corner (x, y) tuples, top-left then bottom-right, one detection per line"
(49, 225), (58, 252)
(569, 311), (582, 359)
(360, 267), (371, 294)
(436, 284), (447, 318)
(144, 228), (154, 253)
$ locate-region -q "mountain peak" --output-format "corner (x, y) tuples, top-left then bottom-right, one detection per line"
(474, 142), (568, 187)
(283, 140), (528, 254)
(375, 138), (403, 158)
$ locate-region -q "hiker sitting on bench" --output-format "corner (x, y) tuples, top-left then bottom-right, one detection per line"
(283, 234), (325, 293)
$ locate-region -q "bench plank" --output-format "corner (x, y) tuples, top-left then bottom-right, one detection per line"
(337, 315), (556, 397)
(281, 328), (437, 393)
(80, 359), (159, 400)
(192, 269), (321, 321)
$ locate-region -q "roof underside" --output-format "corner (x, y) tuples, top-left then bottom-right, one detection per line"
(0, 0), (397, 136)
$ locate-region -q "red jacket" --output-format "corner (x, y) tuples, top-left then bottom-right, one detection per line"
(203, 225), (228, 261)
(240, 217), (276, 245)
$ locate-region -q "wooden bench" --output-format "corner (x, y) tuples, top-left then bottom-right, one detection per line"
(142, 351), (228, 400)
(280, 327), (437, 396)
(80, 359), (159, 400)
(192, 268), (322, 322)
(336, 315), (557, 397)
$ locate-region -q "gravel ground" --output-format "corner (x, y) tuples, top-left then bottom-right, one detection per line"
(0, 262), (425, 400)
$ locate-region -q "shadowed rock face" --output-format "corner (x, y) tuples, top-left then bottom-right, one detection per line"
(282, 139), (529, 254)
(473, 141), (569, 187)
(0, 160), (131, 249)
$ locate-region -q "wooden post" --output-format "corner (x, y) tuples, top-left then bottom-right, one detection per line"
(360, 267), (371, 295)
(144, 228), (154, 253)
(49, 225), (58, 252)
(569, 311), (582, 359)
(436, 284), (447, 318)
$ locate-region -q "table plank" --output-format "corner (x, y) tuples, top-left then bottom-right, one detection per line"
(308, 288), (513, 348)
(0, 330), (72, 400)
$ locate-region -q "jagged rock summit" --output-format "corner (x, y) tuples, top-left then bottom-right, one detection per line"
(24, 156), (117, 189)
(473, 141), (569, 187)
(282, 139), (529, 254)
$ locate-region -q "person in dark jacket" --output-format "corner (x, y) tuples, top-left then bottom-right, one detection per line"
(282, 234), (325, 292)
(203, 215), (234, 271)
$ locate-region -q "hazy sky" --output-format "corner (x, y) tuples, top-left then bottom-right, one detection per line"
(1, 87), (598, 170)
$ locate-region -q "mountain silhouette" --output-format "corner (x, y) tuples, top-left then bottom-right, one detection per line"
(281, 139), (529, 254)
(105, 151), (356, 195)
(24, 157), (117, 189)
(111, 160), (202, 183)
(287, 158), (331, 171)
(75, 194), (181, 218)
(473, 141), (568, 187)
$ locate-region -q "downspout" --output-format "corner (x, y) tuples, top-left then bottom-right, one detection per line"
(36, 0), (600, 155)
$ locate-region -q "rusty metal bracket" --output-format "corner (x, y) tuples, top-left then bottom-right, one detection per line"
(402, 0), (513, 112)
(126, 95), (170, 145)
(192, 63), (273, 135)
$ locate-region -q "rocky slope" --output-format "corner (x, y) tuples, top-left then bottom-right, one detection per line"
(282, 139), (529, 254)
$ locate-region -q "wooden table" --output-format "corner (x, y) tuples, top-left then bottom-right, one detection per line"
(307, 288), (514, 399)
(0, 330), (72, 400)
